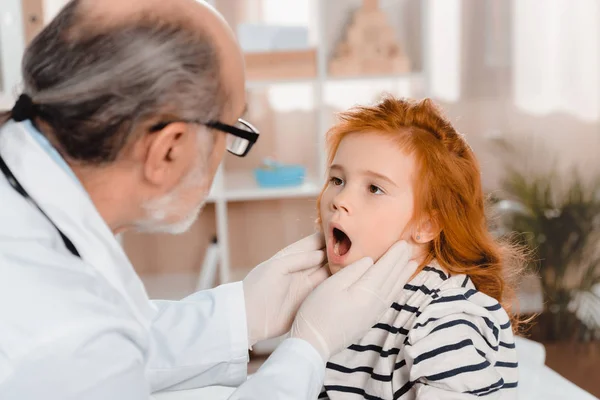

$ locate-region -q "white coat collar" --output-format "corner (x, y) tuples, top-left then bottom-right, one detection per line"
(0, 120), (155, 327)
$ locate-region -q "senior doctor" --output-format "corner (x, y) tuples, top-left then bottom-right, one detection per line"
(0, 0), (417, 399)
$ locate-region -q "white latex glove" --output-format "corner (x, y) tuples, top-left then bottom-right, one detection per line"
(290, 240), (418, 360)
(243, 232), (329, 347)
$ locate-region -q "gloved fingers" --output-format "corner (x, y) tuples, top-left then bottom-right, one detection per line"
(392, 258), (419, 285)
(381, 244), (418, 293)
(332, 257), (374, 290)
(307, 264), (330, 289)
(284, 249), (327, 273)
(361, 241), (412, 291)
(386, 260), (419, 303)
(275, 232), (325, 258)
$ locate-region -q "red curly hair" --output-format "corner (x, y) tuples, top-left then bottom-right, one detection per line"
(316, 96), (525, 330)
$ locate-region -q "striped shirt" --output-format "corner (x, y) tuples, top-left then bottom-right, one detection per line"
(320, 263), (518, 399)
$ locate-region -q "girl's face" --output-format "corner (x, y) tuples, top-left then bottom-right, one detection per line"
(320, 132), (417, 274)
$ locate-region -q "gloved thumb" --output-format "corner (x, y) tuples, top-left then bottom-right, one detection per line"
(307, 264), (330, 289)
(274, 232), (325, 259)
(332, 257), (374, 289)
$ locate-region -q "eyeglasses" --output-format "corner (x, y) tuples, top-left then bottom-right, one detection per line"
(149, 118), (260, 157)
(207, 119), (259, 157)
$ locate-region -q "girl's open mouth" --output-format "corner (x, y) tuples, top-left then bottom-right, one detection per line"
(332, 227), (352, 257)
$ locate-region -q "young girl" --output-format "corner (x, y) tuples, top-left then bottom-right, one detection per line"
(316, 97), (521, 399)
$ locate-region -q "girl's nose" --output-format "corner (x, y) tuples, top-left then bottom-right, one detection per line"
(332, 191), (351, 214)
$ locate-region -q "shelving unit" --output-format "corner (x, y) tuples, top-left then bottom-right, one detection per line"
(205, 0), (431, 285)
(207, 170), (321, 203)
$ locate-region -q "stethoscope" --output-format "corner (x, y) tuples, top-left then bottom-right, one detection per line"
(0, 98), (81, 258)
(0, 153), (81, 258)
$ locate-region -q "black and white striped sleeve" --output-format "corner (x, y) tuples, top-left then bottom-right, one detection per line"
(400, 292), (517, 399)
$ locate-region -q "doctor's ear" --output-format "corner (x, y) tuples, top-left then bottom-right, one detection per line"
(412, 212), (441, 244)
(143, 122), (196, 186)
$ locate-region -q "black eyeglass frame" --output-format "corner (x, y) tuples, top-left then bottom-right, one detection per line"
(149, 118), (259, 157)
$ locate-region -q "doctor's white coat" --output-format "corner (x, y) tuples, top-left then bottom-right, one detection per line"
(0, 120), (325, 399)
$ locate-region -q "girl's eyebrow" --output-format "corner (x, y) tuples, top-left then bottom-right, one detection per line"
(330, 164), (398, 188)
(361, 170), (398, 188)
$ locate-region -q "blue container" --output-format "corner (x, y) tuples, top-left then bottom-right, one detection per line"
(254, 164), (306, 188)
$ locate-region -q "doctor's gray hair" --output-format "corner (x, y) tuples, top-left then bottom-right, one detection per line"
(8, 0), (225, 164)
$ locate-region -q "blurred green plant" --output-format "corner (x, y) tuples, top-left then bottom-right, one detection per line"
(491, 140), (600, 342)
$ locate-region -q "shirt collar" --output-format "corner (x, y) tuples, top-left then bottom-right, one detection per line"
(22, 120), (82, 186)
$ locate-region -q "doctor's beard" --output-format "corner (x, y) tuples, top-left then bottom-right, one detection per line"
(134, 126), (213, 234)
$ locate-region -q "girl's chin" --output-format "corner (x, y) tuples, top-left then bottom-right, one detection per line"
(328, 263), (342, 275)
(327, 252), (364, 274)
(327, 262), (350, 275)
(328, 254), (376, 275)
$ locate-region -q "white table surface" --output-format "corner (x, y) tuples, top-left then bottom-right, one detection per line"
(151, 337), (598, 400)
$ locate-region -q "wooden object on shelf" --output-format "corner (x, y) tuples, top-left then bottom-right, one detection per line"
(329, 0), (411, 77)
(244, 49), (317, 80)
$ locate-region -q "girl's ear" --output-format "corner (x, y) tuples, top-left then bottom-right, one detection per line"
(412, 212), (441, 244)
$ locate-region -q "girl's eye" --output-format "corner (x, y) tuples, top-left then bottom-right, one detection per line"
(330, 177), (344, 186)
(369, 184), (384, 195)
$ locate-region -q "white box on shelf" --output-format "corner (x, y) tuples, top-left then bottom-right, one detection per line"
(224, 170), (321, 202)
(237, 23), (309, 52)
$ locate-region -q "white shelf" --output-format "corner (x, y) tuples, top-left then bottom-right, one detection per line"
(325, 72), (424, 83)
(207, 170), (321, 203)
(244, 72), (423, 89)
(246, 77), (317, 89)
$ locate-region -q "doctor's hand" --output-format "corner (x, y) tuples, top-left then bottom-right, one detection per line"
(243, 232), (328, 348)
(290, 240), (418, 361)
